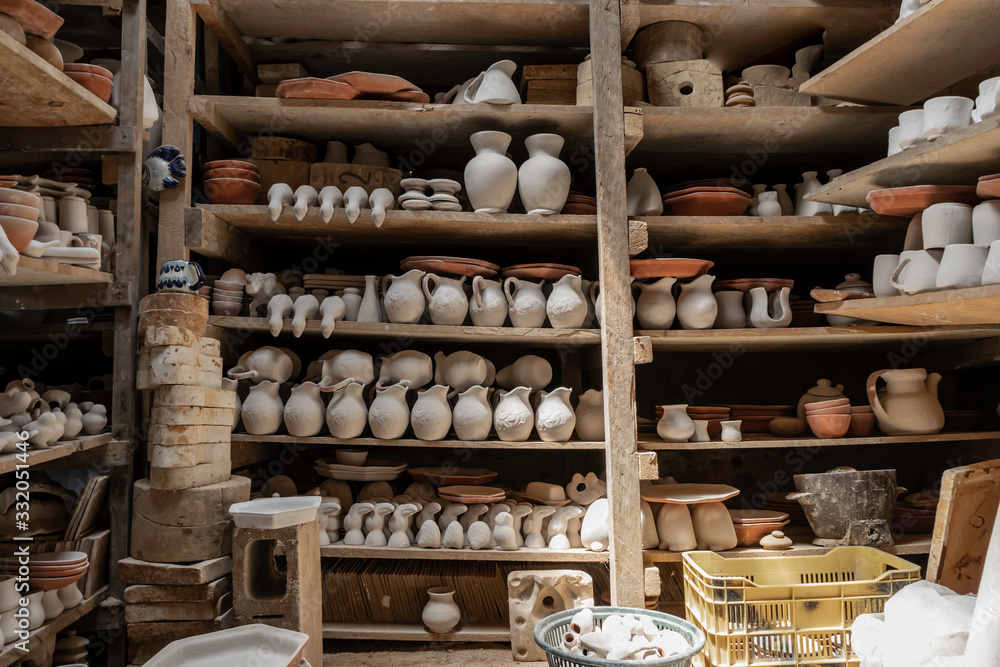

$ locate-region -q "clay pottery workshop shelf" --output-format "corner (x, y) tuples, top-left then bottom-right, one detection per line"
(866, 185), (981, 217)
(662, 191), (751, 216)
(203, 177), (261, 205)
(788, 469), (902, 546)
(629, 258), (713, 279)
(977, 173), (1000, 199)
(408, 467), (498, 486)
(0, 215), (39, 251)
(640, 483), (739, 504)
(714, 278), (794, 292)
(204, 160), (259, 174)
(65, 71), (113, 103)
(276, 77), (361, 100)
(62, 63), (113, 80)
(500, 263), (581, 280)
(204, 167), (260, 182)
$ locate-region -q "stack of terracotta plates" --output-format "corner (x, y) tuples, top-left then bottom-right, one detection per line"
(978, 172), (1000, 199)
(313, 458), (406, 481)
(866, 185), (980, 217)
(0, 174), (18, 189)
(500, 263), (580, 280)
(662, 180), (752, 216)
(630, 258), (713, 280)
(663, 179), (752, 195)
(203, 160), (260, 205)
(408, 467), (498, 486)
(561, 191), (596, 215)
(277, 72), (429, 103)
(402, 255), (499, 278)
(0, 551), (90, 591)
(715, 278), (794, 292)
(438, 485), (505, 503)
(302, 273), (369, 292)
(894, 491), (938, 534)
(64, 63), (114, 103)
(729, 509), (790, 547)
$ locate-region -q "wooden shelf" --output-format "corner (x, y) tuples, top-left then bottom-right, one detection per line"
(638, 431), (1000, 451)
(809, 115), (1000, 208)
(190, 97), (594, 153)
(815, 286), (1000, 326)
(231, 433), (604, 450)
(638, 325), (1000, 352)
(208, 317), (600, 347)
(0, 31), (116, 127)
(634, 106), (903, 159)
(800, 0), (1000, 105)
(0, 588), (108, 667)
(315, 545), (608, 562)
(322, 621), (510, 642)
(0, 257), (112, 287)
(0, 432), (112, 476)
(635, 0), (898, 72)
(642, 533), (932, 562)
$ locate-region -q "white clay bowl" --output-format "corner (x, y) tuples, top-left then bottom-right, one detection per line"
(335, 449), (368, 465)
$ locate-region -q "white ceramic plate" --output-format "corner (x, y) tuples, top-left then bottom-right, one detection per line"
(145, 624), (308, 667)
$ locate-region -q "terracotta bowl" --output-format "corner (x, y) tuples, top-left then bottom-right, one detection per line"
(0, 215), (39, 252)
(733, 520), (790, 547)
(203, 178), (261, 205)
(630, 258), (713, 279)
(204, 167), (259, 182)
(204, 160), (259, 174)
(805, 397), (850, 411)
(63, 63), (113, 81)
(805, 405), (851, 416)
(28, 570), (86, 591)
(0, 189), (40, 207)
(851, 405), (873, 414)
(846, 412), (876, 437)
(0, 202), (39, 221)
(65, 71), (113, 102)
(806, 413), (851, 439)
(212, 301), (243, 316)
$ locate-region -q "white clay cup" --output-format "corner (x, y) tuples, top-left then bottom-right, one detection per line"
(890, 249), (943, 294)
(936, 243), (988, 289)
(982, 240), (1000, 285)
(873, 254), (902, 297)
(887, 126), (902, 156)
(923, 96), (974, 141)
(922, 202), (973, 249)
(57, 195), (89, 233)
(897, 109), (926, 150)
(973, 201), (1000, 246)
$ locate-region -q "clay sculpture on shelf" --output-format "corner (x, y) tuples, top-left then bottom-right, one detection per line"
(518, 133), (570, 215)
(422, 587), (461, 633)
(463, 61), (520, 104)
(142, 145), (186, 192)
(465, 131), (517, 213)
(867, 368), (944, 435)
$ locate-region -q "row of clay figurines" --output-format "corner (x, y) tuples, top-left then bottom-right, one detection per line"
(0, 580), (85, 643)
(257, 270), (596, 335)
(626, 167), (865, 217)
(306, 472), (612, 552)
(636, 276), (792, 330)
(0, 380), (107, 453)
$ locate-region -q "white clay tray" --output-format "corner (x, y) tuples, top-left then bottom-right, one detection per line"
(229, 496), (320, 529)
(144, 624), (308, 667)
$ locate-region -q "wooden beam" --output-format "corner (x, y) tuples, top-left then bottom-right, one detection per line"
(620, 0), (640, 50)
(633, 335), (653, 364)
(643, 566), (660, 598)
(0, 126), (134, 152)
(623, 106), (643, 156)
(627, 219), (647, 256)
(188, 96), (242, 149)
(185, 207), (270, 270)
(592, 0), (644, 608)
(190, 0), (259, 84)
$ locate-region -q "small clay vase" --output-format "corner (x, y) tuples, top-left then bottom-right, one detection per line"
(465, 131), (517, 213)
(635, 276), (677, 329)
(677, 274), (718, 330)
(422, 587), (461, 633)
(357, 275), (381, 323)
(574, 389), (605, 441)
(657, 404), (695, 442)
(517, 133), (570, 215)
(341, 287), (363, 321)
(626, 168), (663, 216)
(546, 274), (587, 329)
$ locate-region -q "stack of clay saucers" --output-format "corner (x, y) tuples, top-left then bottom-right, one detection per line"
(0, 551), (90, 602)
(725, 81), (755, 108)
(804, 397), (850, 439)
(203, 160), (261, 205)
(63, 63), (114, 103)
(212, 268), (247, 316)
(398, 178), (463, 211)
(561, 191), (597, 214)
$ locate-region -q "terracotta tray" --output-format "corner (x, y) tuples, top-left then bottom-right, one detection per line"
(629, 258), (713, 279)
(729, 509), (790, 524)
(663, 178), (752, 194)
(401, 259), (497, 278)
(640, 483), (739, 505)
(663, 186), (751, 200)
(408, 467), (498, 486)
(403, 255), (500, 270)
(663, 191), (751, 216)
(714, 278), (793, 292)
(500, 266), (579, 281)
(327, 71), (420, 96)
(866, 185), (980, 217)
(276, 77), (361, 100)
(977, 175), (1000, 200)
(0, 0), (63, 39)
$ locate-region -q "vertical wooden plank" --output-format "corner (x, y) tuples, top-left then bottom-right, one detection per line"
(965, 506), (1000, 665)
(157, 0), (197, 266)
(591, 0), (644, 608)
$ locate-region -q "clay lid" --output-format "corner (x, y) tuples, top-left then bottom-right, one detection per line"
(805, 378), (844, 397)
(629, 258), (713, 279)
(760, 530), (793, 549)
(835, 273), (873, 292)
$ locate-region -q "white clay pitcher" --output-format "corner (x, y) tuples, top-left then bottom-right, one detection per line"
(383, 269), (426, 324)
(423, 273), (468, 325)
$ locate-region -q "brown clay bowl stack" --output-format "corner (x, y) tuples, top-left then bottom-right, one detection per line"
(561, 191), (597, 215)
(212, 277), (246, 316)
(0, 551), (90, 591)
(0, 188), (40, 252)
(203, 160), (261, 205)
(805, 398), (851, 438)
(729, 509), (789, 547)
(63, 63), (114, 103)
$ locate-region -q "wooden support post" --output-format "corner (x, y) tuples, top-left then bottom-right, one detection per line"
(643, 566), (660, 598)
(190, 0), (259, 85)
(624, 106), (644, 156)
(158, 0), (197, 266)
(185, 208), (270, 270)
(591, 0), (644, 608)
(965, 506), (1000, 666)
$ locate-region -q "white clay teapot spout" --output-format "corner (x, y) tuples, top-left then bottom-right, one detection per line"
(748, 286), (792, 329)
(378, 350), (433, 389)
(318, 349), (375, 390)
(227, 346), (294, 383)
(867, 368), (944, 435)
(434, 351), (488, 392)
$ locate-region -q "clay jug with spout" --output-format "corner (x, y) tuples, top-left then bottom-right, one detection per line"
(635, 276), (677, 329)
(867, 368), (944, 435)
(469, 276), (508, 327)
(546, 274), (587, 329)
(283, 382), (325, 437)
(382, 269), (426, 324)
(325, 382), (368, 438)
(368, 382), (410, 439)
(242, 381), (283, 435)
(423, 273), (468, 325)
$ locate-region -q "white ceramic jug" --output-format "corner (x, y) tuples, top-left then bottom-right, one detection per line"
(504, 277), (547, 328)
(242, 380), (283, 435)
(368, 382), (410, 439)
(676, 275), (718, 330)
(574, 389), (605, 441)
(626, 168), (663, 216)
(494, 386), (534, 441)
(319, 349), (375, 388)
(325, 381), (368, 438)
(452, 385), (493, 440)
(228, 346), (294, 383)
(469, 276), (508, 327)
(535, 387), (576, 442)
(795, 171), (833, 216)
(382, 269), (426, 324)
(518, 133), (570, 215)
(635, 276), (676, 329)
(423, 273), (468, 325)
(867, 368), (944, 435)
(283, 382), (325, 437)
(546, 274), (588, 329)
(410, 385), (452, 441)
(463, 60), (520, 104)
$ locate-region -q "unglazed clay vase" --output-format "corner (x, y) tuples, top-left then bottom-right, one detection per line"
(867, 368), (944, 435)
(341, 287), (362, 321)
(494, 386), (534, 441)
(378, 350), (433, 389)
(574, 389), (605, 441)
(546, 274), (587, 329)
(422, 587), (462, 633)
(518, 133), (570, 215)
(469, 276), (508, 326)
(774, 184), (794, 216)
(676, 274), (718, 330)
(423, 273), (468, 325)
(657, 404), (695, 442)
(536, 387), (576, 442)
(635, 276), (677, 329)
(720, 420), (742, 442)
(434, 351), (488, 392)
(383, 269), (426, 324)
(368, 382), (410, 439)
(714, 290), (747, 329)
(748, 287), (792, 329)
(496, 355), (552, 392)
(283, 382), (324, 437)
(465, 131), (517, 213)
(410, 385), (452, 440)
(757, 191), (782, 217)
(749, 184), (767, 216)
(656, 503), (697, 551)
(691, 502), (738, 551)
(242, 381), (283, 435)
(357, 274), (382, 323)
(504, 277), (547, 328)
(690, 420), (710, 442)
(453, 385), (493, 440)
(626, 168), (663, 216)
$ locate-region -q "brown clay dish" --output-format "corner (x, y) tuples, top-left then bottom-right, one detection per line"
(382, 90), (431, 103)
(662, 191), (751, 216)
(204, 167), (260, 182)
(733, 520), (790, 547)
(806, 413), (851, 439)
(866, 185), (980, 217)
(505, 262), (580, 273)
(663, 186), (752, 200)
(805, 397), (850, 411)
(629, 258), (713, 279)
(276, 77), (361, 100)
(408, 467), (498, 486)
(401, 259), (497, 278)
(62, 63), (113, 80)
(714, 278), (794, 292)
(204, 160), (259, 174)
(500, 266), (577, 281)
(403, 256), (500, 270)
(846, 412), (876, 437)
(203, 178), (261, 205)
(663, 179), (752, 194)
(65, 71), (113, 102)
(327, 71), (421, 96)
(0, 202), (39, 220)
(0, 215), (38, 251)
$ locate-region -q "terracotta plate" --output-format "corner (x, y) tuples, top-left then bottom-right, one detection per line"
(408, 467), (498, 486)
(401, 259), (497, 278)
(663, 186), (752, 200)
(383, 90), (431, 103)
(866, 185), (980, 217)
(402, 255), (500, 270)
(663, 191), (751, 216)
(640, 483), (739, 504)
(504, 262), (581, 273)
(0, 0), (63, 39)
(518, 495), (572, 507)
(276, 77), (361, 100)
(438, 484), (504, 496)
(977, 179), (1000, 200)
(663, 178), (752, 194)
(500, 266), (577, 281)
(63, 63), (113, 81)
(729, 509), (790, 524)
(629, 258), (713, 279)
(327, 71), (421, 96)
(714, 278), (793, 292)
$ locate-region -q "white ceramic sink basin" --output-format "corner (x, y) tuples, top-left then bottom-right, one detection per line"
(229, 496), (321, 529)
(145, 624), (309, 667)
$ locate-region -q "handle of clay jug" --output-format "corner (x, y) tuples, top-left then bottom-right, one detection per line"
(463, 71), (485, 103)
(382, 274), (393, 297)
(866, 369), (890, 415)
(422, 273), (438, 303)
(589, 280), (600, 302)
(889, 257), (911, 290)
(504, 277), (520, 307)
(472, 276), (484, 310)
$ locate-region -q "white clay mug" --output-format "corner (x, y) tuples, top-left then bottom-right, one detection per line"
(922, 96), (974, 141)
(890, 249), (943, 294)
(936, 244), (988, 289)
(872, 254), (902, 297)
(922, 202), (973, 249)
(897, 109), (926, 150)
(982, 240), (1000, 285)
(973, 201), (1000, 246)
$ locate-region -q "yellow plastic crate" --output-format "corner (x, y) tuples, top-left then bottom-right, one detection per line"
(682, 547), (921, 666)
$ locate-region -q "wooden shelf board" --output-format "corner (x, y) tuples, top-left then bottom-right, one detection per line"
(639, 325), (1000, 352)
(0, 588), (108, 667)
(0, 432), (112, 476)
(638, 431), (1000, 451)
(314, 545), (608, 562)
(634, 106), (904, 157)
(0, 256), (113, 287)
(231, 433), (604, 450)
(640, 214), (906, 253)
(800, 0), (1000, 105)
(636, 0), (898, 73)
(808, 115), (1000, 208)
(190, 96), (594, 152)
(642, 533), (931, 562)
(814, 286), (1000, 326)
(220, 0), (588, 45)
(0, 31), (116, 127)
(322, 621), (510, 642)
(208, 317), (600, 347)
